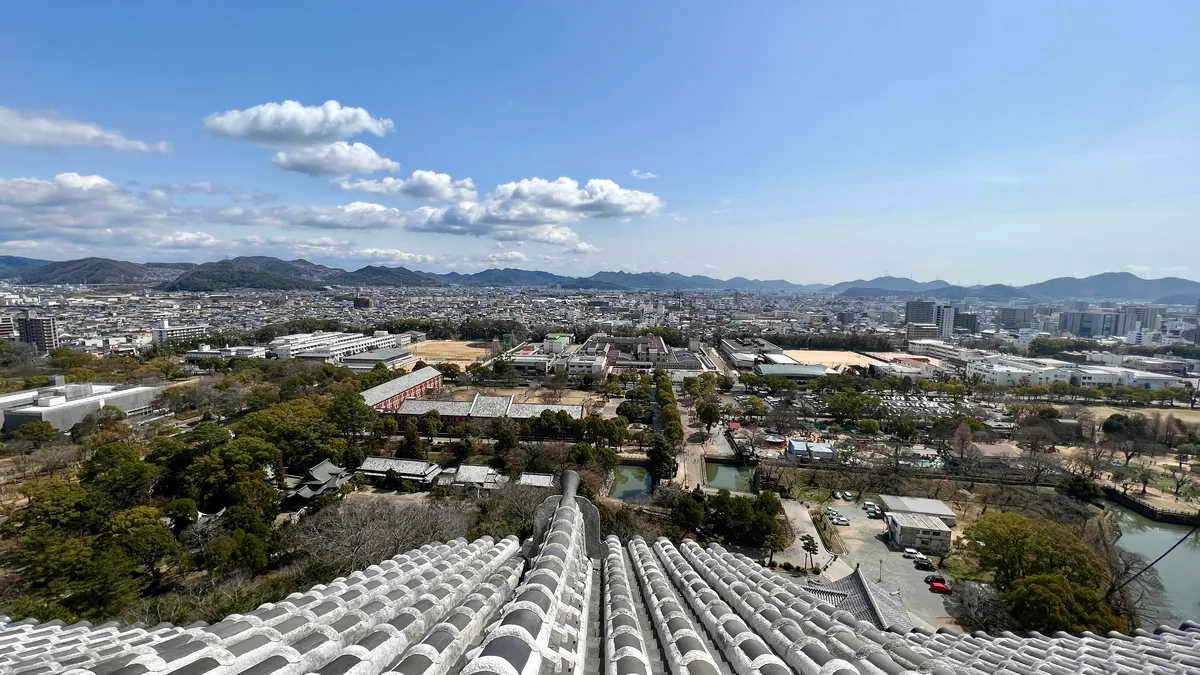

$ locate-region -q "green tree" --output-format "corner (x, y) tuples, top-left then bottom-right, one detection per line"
(965, 512), (1107, 591)
(12, 421), (60, 448)
(72, 546), (142, 620)
(326, 386), (379, 446)
(801, 534), (820, 569)
(400, 419), (426, 459)
(420, 409), (442, 442)
(671, 494), (705, 534)
(163, 498), (199, 534)
(697, 401), (720, 435)
(857, 418), (881, 434)
(763, 532), (785, 565)
(185, 437), (283, 510)
(80, 441), (153, 514)
(1002, 573), (1123, 633)
(238, 398), (347, 470)
(646, 433), (678, 488)
(106, 506), (182, 571)
(746, 396), (768, 420)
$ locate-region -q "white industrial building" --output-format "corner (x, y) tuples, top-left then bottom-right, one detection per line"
(269, 330), (398, 361)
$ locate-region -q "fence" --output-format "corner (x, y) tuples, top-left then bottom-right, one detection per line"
(1103, 487), (1200, 526)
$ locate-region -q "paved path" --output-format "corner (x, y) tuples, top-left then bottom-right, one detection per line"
(775, 500), (854, 579)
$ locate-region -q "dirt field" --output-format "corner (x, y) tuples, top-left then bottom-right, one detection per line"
(410, 340), (495, 366)
(783, 349), (882, 368)
(438, 386), (594, 405)
(1061, 404), (1200, 425)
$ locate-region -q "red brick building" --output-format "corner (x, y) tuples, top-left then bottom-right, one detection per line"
(360, 366), (443, 410)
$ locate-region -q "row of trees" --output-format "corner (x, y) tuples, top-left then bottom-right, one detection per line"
(665, 486), (785, 550)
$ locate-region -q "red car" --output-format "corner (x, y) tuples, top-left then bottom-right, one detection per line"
(929, 582), (952, 594)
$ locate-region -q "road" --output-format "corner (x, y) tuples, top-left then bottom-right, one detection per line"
(775, 499), (854, 579)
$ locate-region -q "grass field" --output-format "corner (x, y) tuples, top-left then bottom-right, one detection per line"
(410, 340), (496, 366)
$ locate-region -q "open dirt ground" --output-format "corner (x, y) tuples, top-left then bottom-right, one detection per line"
(409, 340), (495, 366)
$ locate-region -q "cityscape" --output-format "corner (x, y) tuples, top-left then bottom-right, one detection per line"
(4, 4), (1200, 675)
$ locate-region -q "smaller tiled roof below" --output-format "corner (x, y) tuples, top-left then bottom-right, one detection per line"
(396, 399), (473, 417)
(360, 366), (442, 407)
(802, 567), (914, 632)
(454, 464), (498, 486)
(468, 395), (513, 418)
(357, 457), (442, 482)
(515, 472), (557, 488)
(508, 402), (584, 419)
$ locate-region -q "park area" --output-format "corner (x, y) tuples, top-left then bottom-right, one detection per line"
(409, 340), (496, 366)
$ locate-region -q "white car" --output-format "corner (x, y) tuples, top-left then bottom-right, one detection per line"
(833, 517), (850, 526)
(903, 548), (920, 558)
(913, 552), (929, 562)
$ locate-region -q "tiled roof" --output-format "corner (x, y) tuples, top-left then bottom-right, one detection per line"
(360, 366), (442, 407)
(5, 472), (1200, 675)
(395, 398), (473, 417)
(468, 395), (513, 418)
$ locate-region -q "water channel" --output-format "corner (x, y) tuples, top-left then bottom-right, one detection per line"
(1108, 501), (1200, 626)
(609, 465), (652, 502)
(705, 463), (757, 492)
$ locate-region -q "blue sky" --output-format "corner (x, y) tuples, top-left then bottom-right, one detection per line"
(2, 2), (1199, 284)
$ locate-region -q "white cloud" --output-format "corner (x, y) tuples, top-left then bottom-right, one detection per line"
(335, 170), (477, 201)
(204, 100), (393, 146)
(704, 264), (719, 271)
(630, 169), (658, 179)
(0, 105), (172, 153)
(153, 182), (226, 195)
(487, 250), (529, 263)
(231, 192), (277, 204)
(154, 231), (222, 248)
(272, 142), (399, 176)
(0, 239), (39, 249)
(350, 248), (437, 264)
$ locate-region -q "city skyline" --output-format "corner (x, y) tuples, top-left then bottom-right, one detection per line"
(3, 3), (1200, 284)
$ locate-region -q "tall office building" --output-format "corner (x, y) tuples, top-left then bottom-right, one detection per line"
(998, 308), (1034, 329)
(934, 304), (955, 338)
(0, 314), (15, 340)
(953, 312), (979, 334)
(1124, 305), (1162, 332)
(16, 311), (59, 354)
(904, 300), (935, 324)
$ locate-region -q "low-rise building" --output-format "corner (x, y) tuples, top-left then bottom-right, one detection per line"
(1, 382), (163, 433)
(885, 511), (952, 554)
(151, 319), (210, 344)
(340, 347), (415, 373)
(876, 495), (957, 527)
(393, 394), (585, 428)
(355, 457), (443, 487)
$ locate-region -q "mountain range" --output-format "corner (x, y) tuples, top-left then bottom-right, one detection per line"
(2, 256), (1199, 303)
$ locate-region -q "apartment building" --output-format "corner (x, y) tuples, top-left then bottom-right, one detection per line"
(150, 319), (211, 344)
(904, 300), (935, 324)
(933, 304), (955, 339)
(269, 330), (397, 360)
(16, 311), (59, 353)
(905, 323), (940, 342)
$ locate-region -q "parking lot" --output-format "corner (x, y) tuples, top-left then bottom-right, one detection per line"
(822, 495), (956, 629)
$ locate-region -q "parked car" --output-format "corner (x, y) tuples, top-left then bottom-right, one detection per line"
(913, 552), (928, 562)
(862, 501), (876, 510)
(929, 581), (952, 594)
(902, 548), (919, 558)
(833, 517), (850, 526)
(914, 559), (936, 571)
(924, 575), (946, 585)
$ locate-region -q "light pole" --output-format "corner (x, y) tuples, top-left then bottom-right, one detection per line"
(878, 559), (883, 583)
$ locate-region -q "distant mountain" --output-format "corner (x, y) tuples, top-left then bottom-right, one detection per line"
(144, 262), (197, 270)
(824, 277), (951, 294)
(577, 271), (817, 291)
(159, 261), (325, 291)
(440, 268), (575, 287)
(559, 278), (626, 290)
(840, 283), (1024, 301)
(1156, 292), (1200, 306)
(329, 265), (445, 287)
(226, 256), (346, 280)
(1020, 272), (1200, 301)
(0, 255), (50, 278)
(21, 257), (152, 285)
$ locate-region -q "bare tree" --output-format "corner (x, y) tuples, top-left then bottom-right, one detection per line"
(944, 581), (1017, 632)
(1167, 466), (1194, 500)
(950, 421), (974, 461)
(1021, 446), (1061, 485)
(291, 499), (476, 577)
(1065, 444), (1113, 480)
(29, 445), (80, 476)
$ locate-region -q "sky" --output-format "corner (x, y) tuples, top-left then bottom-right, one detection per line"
(2, 2), (1200, 285)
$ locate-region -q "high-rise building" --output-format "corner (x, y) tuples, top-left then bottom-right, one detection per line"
(16, 311), (59, 354)
(953, 312), (979, 333)
(998, 308), (1034, 329)
(1057, 311), (1138, 338)
(934, 304), (955, 339)
(151, 319), (211, 344)
(904, 300), (935, 325)
(0, 314), (15, 340)
(1123, 305), (1162, 331)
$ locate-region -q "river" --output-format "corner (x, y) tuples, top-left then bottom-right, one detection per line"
(1108, 501), (1200, 626)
